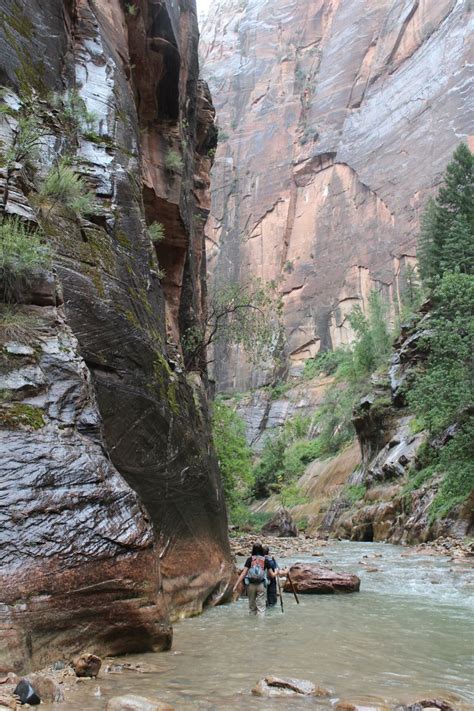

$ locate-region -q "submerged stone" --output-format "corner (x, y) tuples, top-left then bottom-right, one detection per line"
(106, 695), (174, 711)
(252, 675), (330, 697)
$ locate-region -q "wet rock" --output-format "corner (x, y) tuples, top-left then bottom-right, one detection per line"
(252, 676), (330, 697)
(262, 508), (298, 537)
(395, 701), (455, 711)
(72, 654), (102, 678)
(106, 695), (174, 711)
(0, 0), (233, 675)
(283, 563), (360, 594)
(27, 673), (64, 702)
(13, 678), (41, 705)
(337, 702), (390, 711)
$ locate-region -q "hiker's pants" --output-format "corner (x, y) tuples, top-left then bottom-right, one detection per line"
(247, 582), (266, 616)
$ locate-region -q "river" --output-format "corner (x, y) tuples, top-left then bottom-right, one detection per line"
(41, 542), (474, 709)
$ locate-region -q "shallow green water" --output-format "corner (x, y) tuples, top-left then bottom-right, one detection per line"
(42, 542), (474, 709)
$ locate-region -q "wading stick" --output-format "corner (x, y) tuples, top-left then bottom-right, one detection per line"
(276, 572), (284, 614)
(287, 571), (300, 605)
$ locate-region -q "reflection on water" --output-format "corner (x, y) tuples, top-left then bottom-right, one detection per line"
(41, 542), (474, 710)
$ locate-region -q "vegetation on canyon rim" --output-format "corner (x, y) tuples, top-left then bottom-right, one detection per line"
(213, 144), (474, 529)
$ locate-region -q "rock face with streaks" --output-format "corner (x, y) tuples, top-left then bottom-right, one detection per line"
(0, 0), (232, 673)
(201, 0), (473, 392)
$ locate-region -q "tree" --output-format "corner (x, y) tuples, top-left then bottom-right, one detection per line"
(211, 400), (253, 512)
(348, 290), (392, 377)
(418, 143), (473, 287)
(182, 278), (283, 370)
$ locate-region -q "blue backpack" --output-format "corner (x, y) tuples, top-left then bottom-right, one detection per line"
(247, 555), (266, 584)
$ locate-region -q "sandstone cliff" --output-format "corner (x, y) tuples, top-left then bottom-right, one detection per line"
(201, 0), (473, 392)
(0, 0), (231, 673)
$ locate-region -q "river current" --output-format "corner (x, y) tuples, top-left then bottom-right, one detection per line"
(42, 542), (474, 709)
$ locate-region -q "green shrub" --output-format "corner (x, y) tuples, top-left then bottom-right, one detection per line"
(229, 506), (272, 532)
(302, 348), (350, 379)
(0, 217), (50, 302)
(211, 400), (253, 513)
(279, 482), (310, 507)
(282, 438), (323, 479)
(165, 149), (183, 173)
(297, 516), (309, 531)
(407, 272), (473, 434)
(58, 89), (97, 135)
(148, 221), (165, 243)
(404, 418), (474, 520)
(40, 160), (96, 215)
(344, 483), (366, 503)
(253, 415), (314, 497)
(0, 306), (41, 342)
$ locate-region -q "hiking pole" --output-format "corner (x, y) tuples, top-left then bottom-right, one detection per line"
(276, 572), (284, 614)
(287, 571), (300, 605)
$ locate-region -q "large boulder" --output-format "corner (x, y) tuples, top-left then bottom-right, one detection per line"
(72, 654), (102, 678)
(283, 563), (360, 594)
(262, 508), (298, 537)
(252, 676), (330, 697)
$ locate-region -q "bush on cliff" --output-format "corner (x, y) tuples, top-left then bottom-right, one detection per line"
(40, 160), (96, 216)
(0, 217), (50, 302)
(211, 400), (253, 517)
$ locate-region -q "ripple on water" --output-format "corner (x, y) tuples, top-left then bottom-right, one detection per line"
(38, 542), (474, 710)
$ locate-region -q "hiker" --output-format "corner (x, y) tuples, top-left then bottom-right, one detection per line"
(233, 542), (275, 616)
(263, 546), (278, 607)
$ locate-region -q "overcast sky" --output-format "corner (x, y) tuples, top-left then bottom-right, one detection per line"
(196, 0), (212, 20)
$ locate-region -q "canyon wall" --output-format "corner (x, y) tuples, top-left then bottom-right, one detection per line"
(0, 0), (232, 673)
(201, 0), (473, 392)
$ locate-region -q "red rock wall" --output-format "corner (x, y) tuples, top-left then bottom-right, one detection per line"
(201, 0), (473, 391)
(0, 0), (231, 672)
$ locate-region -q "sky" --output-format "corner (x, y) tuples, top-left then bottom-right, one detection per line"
(196, 0), (212, 20)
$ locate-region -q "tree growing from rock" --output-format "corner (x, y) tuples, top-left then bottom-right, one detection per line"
(182, 278), (283, 371)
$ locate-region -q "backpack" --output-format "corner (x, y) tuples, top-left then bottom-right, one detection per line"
(247, 555), (266, 584)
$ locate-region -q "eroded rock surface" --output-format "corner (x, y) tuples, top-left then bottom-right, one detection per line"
(252, 676), (330, 697)
(0, 0), (231, 673)
(283, 563), (360, 593)
(201, 0), (473, 391)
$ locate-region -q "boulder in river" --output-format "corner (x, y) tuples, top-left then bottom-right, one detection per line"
(72, 653), (102, 678)
(283, 563), (360, 593)
(106, 695), (174, 711)
(252, 676), (330, 697)
(261, 508), (298, 537)
(27, 673), (64, 702)
(13, 678), (41, 705)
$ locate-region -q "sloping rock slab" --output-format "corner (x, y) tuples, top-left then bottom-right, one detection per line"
(284, 563), (360, 594)
(252, 676), (330, 697)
